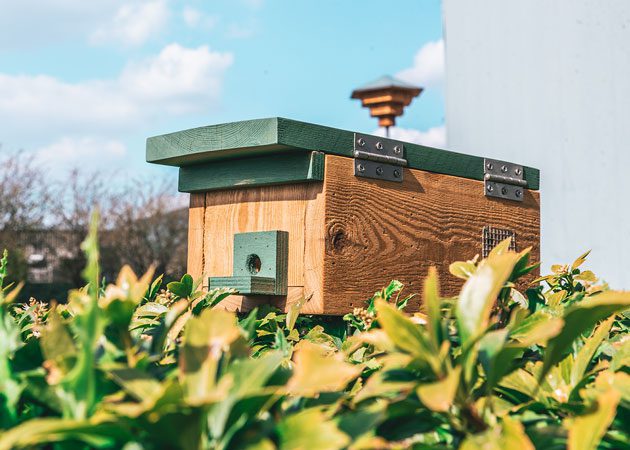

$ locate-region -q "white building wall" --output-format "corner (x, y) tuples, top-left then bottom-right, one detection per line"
(443, 0), (630, 287)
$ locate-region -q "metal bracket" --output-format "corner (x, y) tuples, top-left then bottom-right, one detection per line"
(484, 158), (527, 202)
(353, 133), (407, 182)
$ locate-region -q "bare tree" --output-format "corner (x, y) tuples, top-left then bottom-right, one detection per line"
(0, 150), (51, 234)
(103, 178), (187, 282)
(0, 150), (52, 283)
(0, 150), (188, 290)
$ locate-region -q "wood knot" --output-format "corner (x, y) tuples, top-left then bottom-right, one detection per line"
(327, 223), (352, 254)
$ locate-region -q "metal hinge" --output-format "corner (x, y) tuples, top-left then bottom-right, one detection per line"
(353, 133), (407, 182)
(484, 158), (527, 202)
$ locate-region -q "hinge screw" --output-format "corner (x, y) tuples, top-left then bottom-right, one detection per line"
(515, 168), (522, 176)
(515, 189), (522, 198)
(357, 138), (366, 147)
(501, 187), (508, 195)
(393, 169), (401, 178)
(376, 166), (384, 176)
(376, 141), (384, 151)
(394, 145), (402, 154)
(486, 184), (493, 192)
(501, 165), (508, 173)
(486, 162), (494, 170)
(357, 164), (365, 173)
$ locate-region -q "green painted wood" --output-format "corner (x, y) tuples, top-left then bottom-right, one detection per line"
(178, 151), (324, 193)
(146, 117), (540, 190)
(208, 230), (289, 295)
(208, 276), (276, 295)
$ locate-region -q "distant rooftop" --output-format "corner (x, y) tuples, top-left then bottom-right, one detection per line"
(351, 75), (421, 97)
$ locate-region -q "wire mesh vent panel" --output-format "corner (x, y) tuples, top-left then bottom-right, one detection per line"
(482, 226), (516, 258)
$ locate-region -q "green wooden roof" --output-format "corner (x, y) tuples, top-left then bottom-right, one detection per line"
(146, 117), (540, 190)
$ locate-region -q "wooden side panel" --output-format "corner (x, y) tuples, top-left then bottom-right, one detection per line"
(321, 154), (540, 315)
(202, 183), (326, 313)
(187, 193), (206, 282)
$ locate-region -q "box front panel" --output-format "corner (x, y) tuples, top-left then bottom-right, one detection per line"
(322, 154), (540, 315)
(192, 183), (326, 313)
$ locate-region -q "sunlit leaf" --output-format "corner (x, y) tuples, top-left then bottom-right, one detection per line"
(566, 388), (620, 450)
(416, 367), (461, 412)
(180, 308), (241, 404)
(277, 408), (350, 450)
(449, 260), (477, 280)
(460, 416), (535, 450)
(287, 340), (361, 397)
(570, 316), (614, 386)
(571, 250), (591, 271)
(456, 253), (520, 345)
(423, 267), (443, 351)
(541, 290), (630, 382)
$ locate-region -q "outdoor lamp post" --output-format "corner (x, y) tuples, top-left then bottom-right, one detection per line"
(351, 75), (423, 137)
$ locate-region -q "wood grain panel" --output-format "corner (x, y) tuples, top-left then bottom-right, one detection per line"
(202, 183), (325, 313)
(321, 154), (540, 315)
(187, 193), (206, 283)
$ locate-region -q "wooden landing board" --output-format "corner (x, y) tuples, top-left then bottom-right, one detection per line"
(199, 183), (326, 314)
(320, 154), (540, 315)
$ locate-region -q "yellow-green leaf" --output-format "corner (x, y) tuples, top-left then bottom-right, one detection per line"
(570, 316), (615, 386)
(277, 408), (350, 450)
(180, 308), (241, 403)
(567, 388), (620, 450)
(571, 250), (591, 271)
(456, 253), (520, 345)
(541, 290), (630, 382)
(287, 340), (362, 397)
(422, 267), (443, 350)
(460, 416), (535, 450)
(416, 367), (461, 412)
(449, 260), (477, 280)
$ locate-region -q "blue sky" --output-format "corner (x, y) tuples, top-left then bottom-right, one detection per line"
(0, 0), (444, 179)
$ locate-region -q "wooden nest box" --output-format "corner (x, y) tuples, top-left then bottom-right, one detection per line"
(147, 118), (540, 315)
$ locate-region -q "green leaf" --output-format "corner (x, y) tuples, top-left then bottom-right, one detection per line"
(449, 260), (477, 280)
(456, 253), (520, 345)
(423, 267), (443, 350)
(180, 308), (241, 404)
(566, 388), (620, 450)
(287, 340), (361, 396)
(570, 316), (615, 386)
(416, 366), (461, 412)
(571, 250), (591, 271)
(0, 416), (130, 450)
(460, 416), (535, 450)
(56, 212), (103, 420)
(375, 298), (429, 356)
(277, 408), (350, 450)
(286, 296), (309, 332)
(167, 274), (194, 298)
(540, 291), (630, 382)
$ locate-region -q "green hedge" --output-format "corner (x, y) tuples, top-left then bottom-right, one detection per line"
(0, 218), (628, 450)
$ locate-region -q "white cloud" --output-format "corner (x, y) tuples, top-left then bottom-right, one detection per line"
(182, 7), (218, 30)
(0, 1), (120, 48)
(182, 6), (202, 27)
(34, 137), (127, 172)
(225, 23), (257, 39)
(374, 125), (447, 148)
(90, 0), (169, 46)
(397, 39), (445, 88)
(0, 44), (234, 137)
